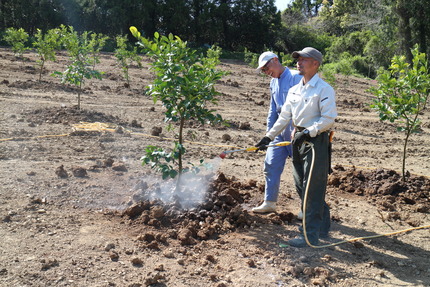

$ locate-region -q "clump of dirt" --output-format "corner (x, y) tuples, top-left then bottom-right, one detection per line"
(25, 106), (126, 125)
(328, 165), (430, 218)
(219, 120), (253, 131)
(123, 172), (295, 245)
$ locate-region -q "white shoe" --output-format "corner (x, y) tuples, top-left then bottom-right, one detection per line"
(297, 211), (303, 220)
(252, 201), (276, 213)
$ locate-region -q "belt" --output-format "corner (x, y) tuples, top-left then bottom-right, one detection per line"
(295, 126), (330, 135)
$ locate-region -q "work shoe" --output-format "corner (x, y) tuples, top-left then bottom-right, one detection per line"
(297, 211), (303, 220)
(252, 201), (276, 213)
(287, 236), (318, 248)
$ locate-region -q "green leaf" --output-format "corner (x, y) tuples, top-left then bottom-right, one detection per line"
(169, 170), (178, 178)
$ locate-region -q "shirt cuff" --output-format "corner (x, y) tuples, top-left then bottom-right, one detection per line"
(265, 133), (275, 141)
(307, 127), (318, 137)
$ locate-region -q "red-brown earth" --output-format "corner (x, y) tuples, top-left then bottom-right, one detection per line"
(0, 48), (429, 287)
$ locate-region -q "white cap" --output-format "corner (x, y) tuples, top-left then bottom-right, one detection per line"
(256, 51), (277, 72)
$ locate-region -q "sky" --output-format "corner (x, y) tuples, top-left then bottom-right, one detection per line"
(275, 0), (292, 12)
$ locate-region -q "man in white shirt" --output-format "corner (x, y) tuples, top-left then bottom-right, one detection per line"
(256, 47), (337, 247)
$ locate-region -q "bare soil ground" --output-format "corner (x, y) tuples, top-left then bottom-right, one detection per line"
(0, 47), (429, 287)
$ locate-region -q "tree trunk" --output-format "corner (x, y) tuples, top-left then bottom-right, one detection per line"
(178, 116), (185, 175)
(402, 128), (411, 182)
(78, 80), (82, 110)
(38, 60), (44, 82)
(395, 0), (413, 63)
(175, 116), (185, 192)
(417, 8), (427, 53)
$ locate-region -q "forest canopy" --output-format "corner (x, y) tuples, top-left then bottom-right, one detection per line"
(1, 0), (429, 77)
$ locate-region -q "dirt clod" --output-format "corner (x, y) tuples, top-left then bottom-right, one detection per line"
(144, 272), (165, 286)
(104, 157), (114, 167)
(104, 243), (115, 251)
(112, 162), (128, 172)
(55, 165), (68, 178)
(109, 251), (119, 261)
(239, 122), (251, 130)
(131, 257), (143, 265)
(40, 259), (59, 271)
(222, 134), (231, 141)
(151, 126), (162, 136)
(246, 259), (256, 267)
(71, 166), (87, 177)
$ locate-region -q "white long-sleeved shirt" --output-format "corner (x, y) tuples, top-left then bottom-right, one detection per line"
(266, 73), (337, 140)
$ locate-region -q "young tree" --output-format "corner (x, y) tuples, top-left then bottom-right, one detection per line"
(88, 32), (109, 70)
(370, 45), (430, 181)
(130, 26), (226, 181)
(52, 26), (103, 110)
(33, 28), (62, 81)
(3, 27), (29, 58)
(114, 35), (142, 88)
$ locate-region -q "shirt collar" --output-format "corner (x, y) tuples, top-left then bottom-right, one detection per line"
(279, 67), (291, 80)
(305, 73), (320, 87)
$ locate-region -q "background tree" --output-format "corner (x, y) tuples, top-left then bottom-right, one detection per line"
(33, 28), (62, 81)
(1, 0), (282, 54)
(227, 0), (281, 51)
(394, 0), (430, 62)
(88, 32), (109, 70)
(287, 0), (322, 18)
(3, 27), (29, 58)
(52, 26), (103, 109)
(0, 0), (64, 33)
(114, 35), (141, 88)
(2, 0), (430, 79)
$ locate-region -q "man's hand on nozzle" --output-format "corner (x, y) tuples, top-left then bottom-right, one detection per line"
(255, 136), (271, 151)
(292, 129), (310, 146)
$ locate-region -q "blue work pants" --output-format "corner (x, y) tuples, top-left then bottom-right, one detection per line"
(263, 126), (293, 202)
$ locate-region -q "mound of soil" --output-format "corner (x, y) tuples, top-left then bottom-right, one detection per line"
(123, 172), (295, 246)
(328, 165), (429, 227)
(121, 165), (430, 248)
(329, 165), (429, 206)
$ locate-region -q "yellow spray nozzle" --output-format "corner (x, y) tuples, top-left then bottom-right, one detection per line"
(270, 141), (291, 147)
(245, 146), (258, 152)
(219, 141), (291, 158)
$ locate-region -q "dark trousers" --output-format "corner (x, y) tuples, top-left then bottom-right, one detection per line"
(292, 132), (331, 244)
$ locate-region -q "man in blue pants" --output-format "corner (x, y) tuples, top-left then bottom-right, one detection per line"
(252, 52), (302, 213)
(256, 47), (337, 247)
